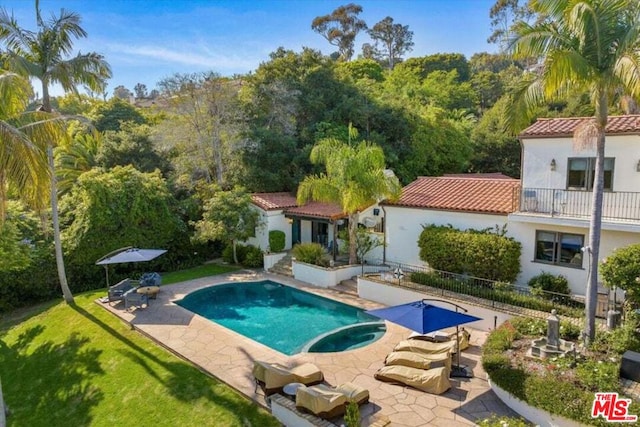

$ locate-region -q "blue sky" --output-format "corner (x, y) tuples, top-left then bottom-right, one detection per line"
(3, 0), (499, 96)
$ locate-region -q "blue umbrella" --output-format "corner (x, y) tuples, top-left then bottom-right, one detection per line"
(365, 300), (481, 334)
(365, 299), (481, 377)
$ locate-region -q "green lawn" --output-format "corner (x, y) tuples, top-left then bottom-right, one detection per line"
(0, 278), (278, 426)
(161, 263), (239, 285)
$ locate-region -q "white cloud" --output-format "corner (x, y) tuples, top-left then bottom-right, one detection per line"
(107, 42), (258, 72)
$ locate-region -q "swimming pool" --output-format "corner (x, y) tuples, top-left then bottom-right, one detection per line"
(176, 280), (384, 355)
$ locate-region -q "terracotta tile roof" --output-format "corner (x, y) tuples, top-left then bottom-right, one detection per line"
(285, 201), (347, 220)
(251, 192), (298, 210)
(252, 192), (346, 220)
(382, 175), (520, 214)
(520, 115), (640, 138)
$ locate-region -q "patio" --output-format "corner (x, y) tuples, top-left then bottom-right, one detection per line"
(98, 270), (518, 426)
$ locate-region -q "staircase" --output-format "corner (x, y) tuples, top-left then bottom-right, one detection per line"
(269, 252), (293, 277)
(334, 276), (358, 296)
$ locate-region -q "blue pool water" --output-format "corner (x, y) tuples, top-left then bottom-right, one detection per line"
(176, 280), (383, 355)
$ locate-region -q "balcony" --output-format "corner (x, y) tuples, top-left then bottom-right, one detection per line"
(514, 187), (640, 222)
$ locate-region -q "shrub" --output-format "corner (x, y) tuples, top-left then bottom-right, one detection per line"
(417, 224), (521, 282)
(484, 319), (638, 426)
(576, 360), (620, 392)
(477, 415), (530, 427)
(292, 243), (328, 266)
(528, 272), (570, 299)
(268, 230), (286, 253)
(243, 245), (264, 268)
(222, 244), (248, 264)
(600, 243), (640, 307)
(592, 311), (640, 355)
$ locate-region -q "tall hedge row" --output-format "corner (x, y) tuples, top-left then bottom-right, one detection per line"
(418, 224), (521, 282)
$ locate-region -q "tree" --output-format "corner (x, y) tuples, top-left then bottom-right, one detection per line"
(158, 72), (244, 187)
(488, 0), (533, 50)
(97, 123), (171, 174)
(193, 186), (261, 264)
(311, 3), (367, 61)
(61, 165), (183, 282)
(90, 98), (146, 132)
(367, 16), (414, 69)
(133, 83), (148, 99)
(600, 244), (640, 309)
(297, 133), (401, 264)
(0, 71), (57, 218)
(55, 131), (101, 195)
(0, 2), (111, 303)
(508, 0), (640, 342)
(112, 85), (132, 100)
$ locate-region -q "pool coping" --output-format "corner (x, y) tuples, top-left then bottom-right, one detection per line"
(97, 270), (518, 426)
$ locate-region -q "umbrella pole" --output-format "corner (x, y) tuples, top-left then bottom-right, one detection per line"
(105, 265), (110, 287)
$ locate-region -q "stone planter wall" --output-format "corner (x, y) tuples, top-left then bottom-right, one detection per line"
(263, 252), (288, 271)
(489, 379), (585, 427)
(292, 261), (383, 288)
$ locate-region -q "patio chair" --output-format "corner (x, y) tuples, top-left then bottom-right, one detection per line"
(107, 278), (135, 303)
(123, 287), (148, 310)
(252, 361), (323, 395)
(295, 382), (369, 419)
(374, 365), (451, 394)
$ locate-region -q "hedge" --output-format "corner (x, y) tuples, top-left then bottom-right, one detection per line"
(418, 224), (521, 282)
(268, 230), (286, 253)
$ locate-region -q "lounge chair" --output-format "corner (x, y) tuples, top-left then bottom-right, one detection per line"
(384, 351), (452, 374)
(295, 382), (369, 419)
(394, 339), (457, 355)
(374, 365), (451, 394)
(252, 361), (323, 395)
(409, 328), (471, 351)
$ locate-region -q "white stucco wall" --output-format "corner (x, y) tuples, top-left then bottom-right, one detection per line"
(382, 206), (510, 266)
(508, 220), (640, 296)
(521, 134), (640, 191)
(246, 208), (292, 251)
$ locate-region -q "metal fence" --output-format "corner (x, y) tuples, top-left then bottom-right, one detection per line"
(516, 187), (640, 222)
(364, 260), (615, 319)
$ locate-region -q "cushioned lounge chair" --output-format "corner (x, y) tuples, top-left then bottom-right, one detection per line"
(374, 365), (451, 394)
(409, 328), (471, 351)
(394, 339), (457, 355)
(252, 361), (323, 395)
(295, 382), (369, 419)
(384, 351), (452, 374)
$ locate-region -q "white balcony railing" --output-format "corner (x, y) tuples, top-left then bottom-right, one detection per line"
(517, 187), (640, 222)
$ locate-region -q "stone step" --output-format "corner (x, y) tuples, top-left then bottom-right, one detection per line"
(334, 278), (358, 295)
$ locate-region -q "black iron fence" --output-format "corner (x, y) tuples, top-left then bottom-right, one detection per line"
(516, 187), (640, 222)
(364, 260), (616, 319)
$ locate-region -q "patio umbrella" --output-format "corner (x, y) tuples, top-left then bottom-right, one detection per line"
(365, 299), (481, 377)
(96, 247), (167, 285)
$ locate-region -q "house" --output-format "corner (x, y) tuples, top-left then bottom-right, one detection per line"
(247, 192), (349, 258)
(381, 174), (521, 266)
(508, 115), (640, 296)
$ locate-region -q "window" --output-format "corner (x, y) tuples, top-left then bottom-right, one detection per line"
(567, 157), (614, 190)
(535, 230), (584, 267)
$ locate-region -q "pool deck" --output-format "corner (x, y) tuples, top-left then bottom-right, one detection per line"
(99, 270), (518, 426)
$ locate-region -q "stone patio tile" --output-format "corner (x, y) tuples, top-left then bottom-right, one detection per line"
(96, 271), (508, 427)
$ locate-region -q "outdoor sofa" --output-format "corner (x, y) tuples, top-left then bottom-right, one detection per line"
(107, 278), (137, 303)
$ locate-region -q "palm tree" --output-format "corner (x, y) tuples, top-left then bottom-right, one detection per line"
(508, 0), (640, 342)
(297, 135), (402, 264)
(0, 71), (50, 217)
(0, 3), (111, 303)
